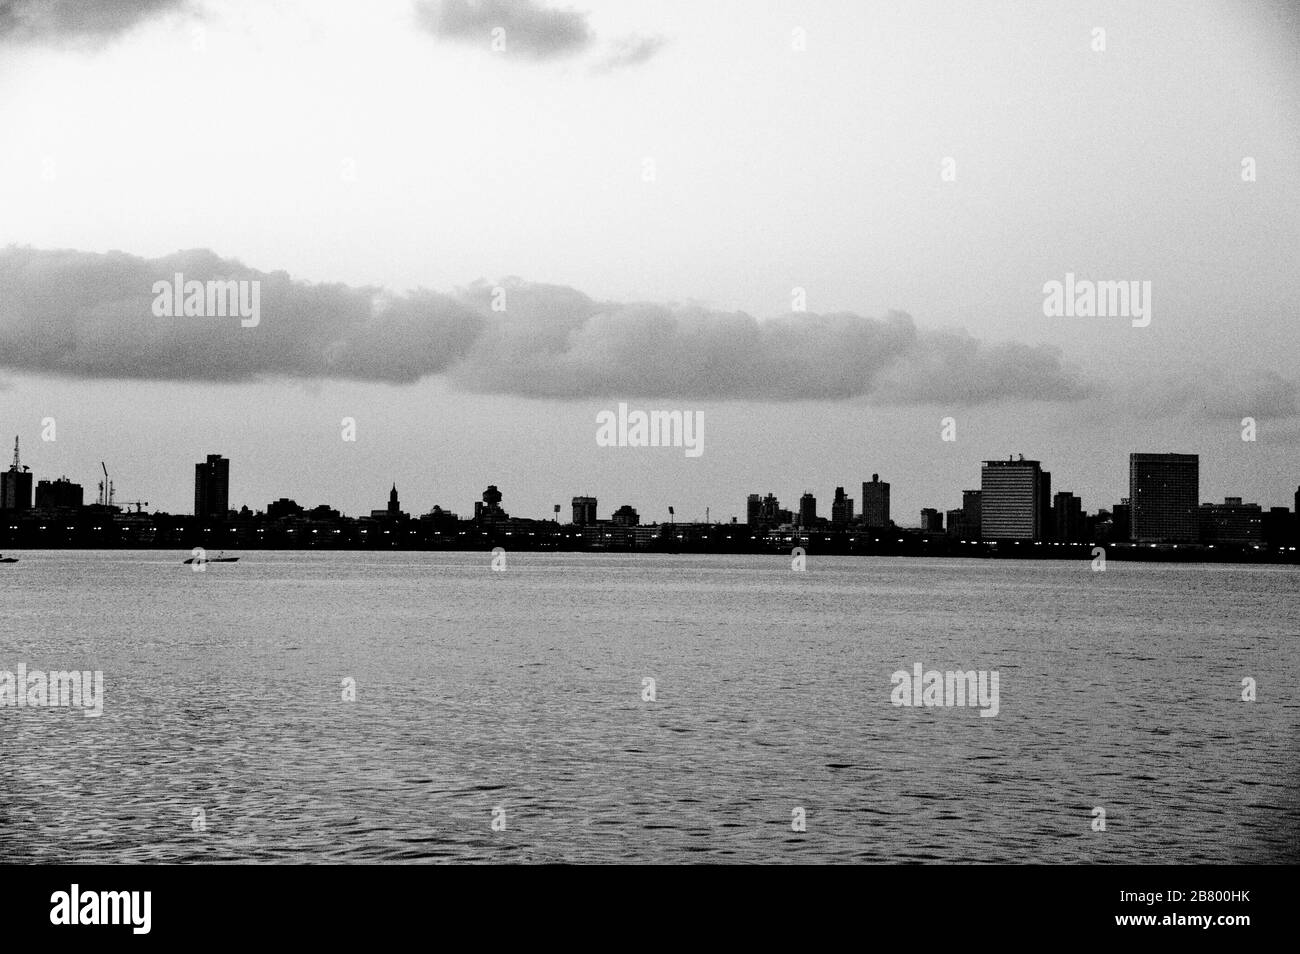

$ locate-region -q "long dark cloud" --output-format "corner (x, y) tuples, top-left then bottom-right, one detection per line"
(1131, 367), (1300, 420)
(0, 245), (1102, 405)
(413, 0), (665, 68)
(414, 0), (592, 60)
(0, 0), (187, 44)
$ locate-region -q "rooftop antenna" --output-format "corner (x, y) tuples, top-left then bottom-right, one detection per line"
(11, 436), (27, 472)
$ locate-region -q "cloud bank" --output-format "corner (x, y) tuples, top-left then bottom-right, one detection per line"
(414, 0), (665, 67)
(1, 245), (1104, 405)
(414, 0), (592, 59)
(0, 0), (187, 44)
(1132, 367), (1300, 420)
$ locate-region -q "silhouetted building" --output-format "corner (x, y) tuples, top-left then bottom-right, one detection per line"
(474, 485), (507, 524)
(1, 437), (32, 511)
(798, 492), (817, 528)
(267, 498), (304, 520)
(371, 484), (407, 520)
(961, 489), (982, 540)
(1053, 491), (1084, 542)
(572, 496), (598, 525)
(35, 476), (83, 510)
(861, 474), (890, 528)
(194, 454), (230, 519)
(1112, 500), (1131, 541)
(1262, 507), (1292, 547)
(1038, 469), (1052, 539)
(981, 456), (1048, 540)
(1199, 497), (1262, 544)
(831, 487), (854, 526)
(920, 508), (943, 532)
(0, 470), (32, 511)
(745, 492), (791, 529)
(419, 505), (460, 533)
(1130, 453), (1198, 543)
(612, 504), (640, 527)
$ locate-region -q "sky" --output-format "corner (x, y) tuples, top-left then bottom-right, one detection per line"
(0, 0), (1298, 524)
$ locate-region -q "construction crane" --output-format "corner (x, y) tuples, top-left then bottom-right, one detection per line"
(97, 461), (149, 512)
(98, 462), (115, 508)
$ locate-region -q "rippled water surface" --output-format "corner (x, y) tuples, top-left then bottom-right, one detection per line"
(1, 550), (1296, 863)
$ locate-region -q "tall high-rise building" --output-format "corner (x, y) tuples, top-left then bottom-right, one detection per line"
(1038, 469), (1052, 539)
(1, 436), (32, 511)
(1294, 486), (1300, 545)
(831, 487), (854, 526)
(572, 496), (597, 525)
(861, 474), (890, 528)
(980, 457), (1048, 540)
(1129, 453), (1199, 543)
(194, 454), (230, 519)
(920, 508), (943, 532)
(746, 494), (763, 526)
(0, 470), (32, 511)
(798, 491), (817, 528)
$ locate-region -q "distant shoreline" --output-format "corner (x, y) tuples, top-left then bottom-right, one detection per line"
(1, 537), (1296, 565)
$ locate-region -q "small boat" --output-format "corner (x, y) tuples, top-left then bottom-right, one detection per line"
(0, 555), (17, 564)
(183, 552), (239, 565)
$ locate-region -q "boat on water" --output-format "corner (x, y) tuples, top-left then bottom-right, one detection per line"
(0, 554), (17, 564)
(183, 552), (239, 565)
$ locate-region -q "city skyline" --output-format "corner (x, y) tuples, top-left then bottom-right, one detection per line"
(2, 435), (1296, 537)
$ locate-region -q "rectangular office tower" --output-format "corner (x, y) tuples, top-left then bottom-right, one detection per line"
(1129, 453), (1199, 543)
(980, 457), (1048, 540)
(194, 454), (230, 519)
(831, 487), (854, 526)
(861, 474), (890, 528)
(571, 496), (597, 526)
(0, 467), (32, 510)
(35, 477), (84, 509)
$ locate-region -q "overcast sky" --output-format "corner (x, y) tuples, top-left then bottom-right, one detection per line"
(1, 0), (1297, 523)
